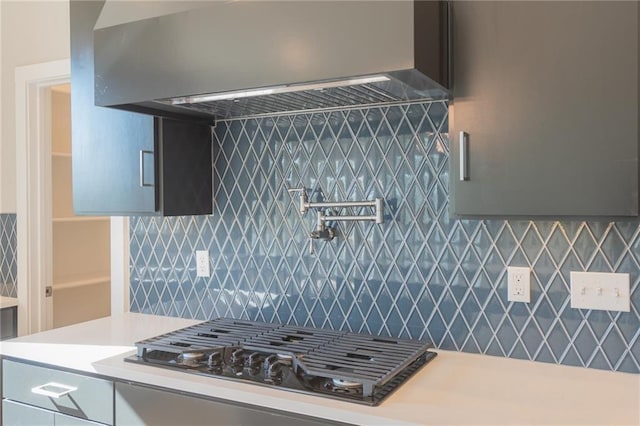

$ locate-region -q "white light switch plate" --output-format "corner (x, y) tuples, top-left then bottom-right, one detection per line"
(196, 250), (210, 277)
(570, 271), (630, 312)
(507, 266), (531, 303)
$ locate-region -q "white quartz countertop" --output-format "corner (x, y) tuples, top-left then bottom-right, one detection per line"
(1, 313), (638, 425)
(0, 296), (18, 309)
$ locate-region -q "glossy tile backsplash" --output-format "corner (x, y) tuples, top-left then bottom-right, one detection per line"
(130, 102), (639, 373)
(0, 214), (17, 298)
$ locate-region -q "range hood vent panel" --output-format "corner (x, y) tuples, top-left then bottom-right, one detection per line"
(94, 1), (449, 120)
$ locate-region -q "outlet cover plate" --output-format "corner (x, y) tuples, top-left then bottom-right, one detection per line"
(196, 250), (210, 277)
(507, 266), (531, 303)
(570, 271), (630, 312)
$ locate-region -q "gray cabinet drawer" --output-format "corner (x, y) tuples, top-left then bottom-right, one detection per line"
(55, 411), (105, 426)
(3, 400), (54, 426)
(116, 382), (346, 426)
(2, 400), (103, 426)
(2, 360), (113, 425)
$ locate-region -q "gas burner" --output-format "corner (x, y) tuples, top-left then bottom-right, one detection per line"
(176, 351), (206, 366)
(331, 378), (362, 389)
(321, 378), (363, 395)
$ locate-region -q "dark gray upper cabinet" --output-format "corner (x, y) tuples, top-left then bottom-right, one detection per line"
(450, 1), (639, 217)
(70, 0), (213, 216)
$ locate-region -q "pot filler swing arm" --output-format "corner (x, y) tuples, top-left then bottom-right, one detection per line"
(287, 188), (385, 254)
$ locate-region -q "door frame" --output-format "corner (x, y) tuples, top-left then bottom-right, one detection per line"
(15, 59), (129, 336)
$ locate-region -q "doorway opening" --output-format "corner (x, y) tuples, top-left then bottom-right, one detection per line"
(15, 59), (129, 336)
(49, 84), (111, 328)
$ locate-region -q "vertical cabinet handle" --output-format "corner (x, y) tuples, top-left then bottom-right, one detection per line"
(459, 131), (469, 181)
(139, 150), (154, 187)
(31, 382), (78, 399)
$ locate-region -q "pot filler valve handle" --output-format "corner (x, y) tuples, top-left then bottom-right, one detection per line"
(309, 211), (336, 254)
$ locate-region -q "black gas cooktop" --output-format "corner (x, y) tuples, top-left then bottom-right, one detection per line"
(126, 318), (437, 406)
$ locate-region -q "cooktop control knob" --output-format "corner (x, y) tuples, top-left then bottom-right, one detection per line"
(206, 351), (223, 374)
(263, 354), (276, 371)
(263, 354), (283, 384)
(230, 348), (245, 366)
(247, 352), (261, 372)
(207, 351), (222, 367)
(230, 348), (245, 375)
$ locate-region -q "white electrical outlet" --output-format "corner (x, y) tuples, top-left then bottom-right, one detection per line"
(570, 271), (630, 312)
(507, 266), (531, 303)
(196, 250), (210, 277)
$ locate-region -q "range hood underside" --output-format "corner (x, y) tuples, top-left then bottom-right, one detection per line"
(156, 70), (447, 120)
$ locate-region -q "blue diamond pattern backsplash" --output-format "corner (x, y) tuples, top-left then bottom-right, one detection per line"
(0, 214), (17, 298)
(130, 102), (640, 373)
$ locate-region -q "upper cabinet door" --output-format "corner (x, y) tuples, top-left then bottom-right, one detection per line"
(71, 0), (157, 215)
(450, 1), (639, 217)
(70, 1), (213, 216)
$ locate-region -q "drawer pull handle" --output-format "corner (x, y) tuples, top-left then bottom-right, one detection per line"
(31, 382), (78, 399)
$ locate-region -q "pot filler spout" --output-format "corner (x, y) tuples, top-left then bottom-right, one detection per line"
(93, 0), (450, 121)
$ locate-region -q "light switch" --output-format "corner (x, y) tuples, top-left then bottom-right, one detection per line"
(570, 271), (630, 312)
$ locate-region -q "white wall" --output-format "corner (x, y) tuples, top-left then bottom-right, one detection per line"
(0, 2), (3, 208)
(1, 0), (70, 213)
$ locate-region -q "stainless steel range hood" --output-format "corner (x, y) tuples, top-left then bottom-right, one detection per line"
(93, 1), (449, 121)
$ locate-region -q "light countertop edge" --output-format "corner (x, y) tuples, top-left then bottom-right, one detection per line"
(0, 296), (18, 309)
(1, 313), (638, 425)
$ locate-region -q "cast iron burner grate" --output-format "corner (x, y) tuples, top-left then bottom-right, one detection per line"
(128, 318), (437, 406)
(134, 318), (277, 357)
(298, 332), (432, 396)
(241, 325), (342, 356)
